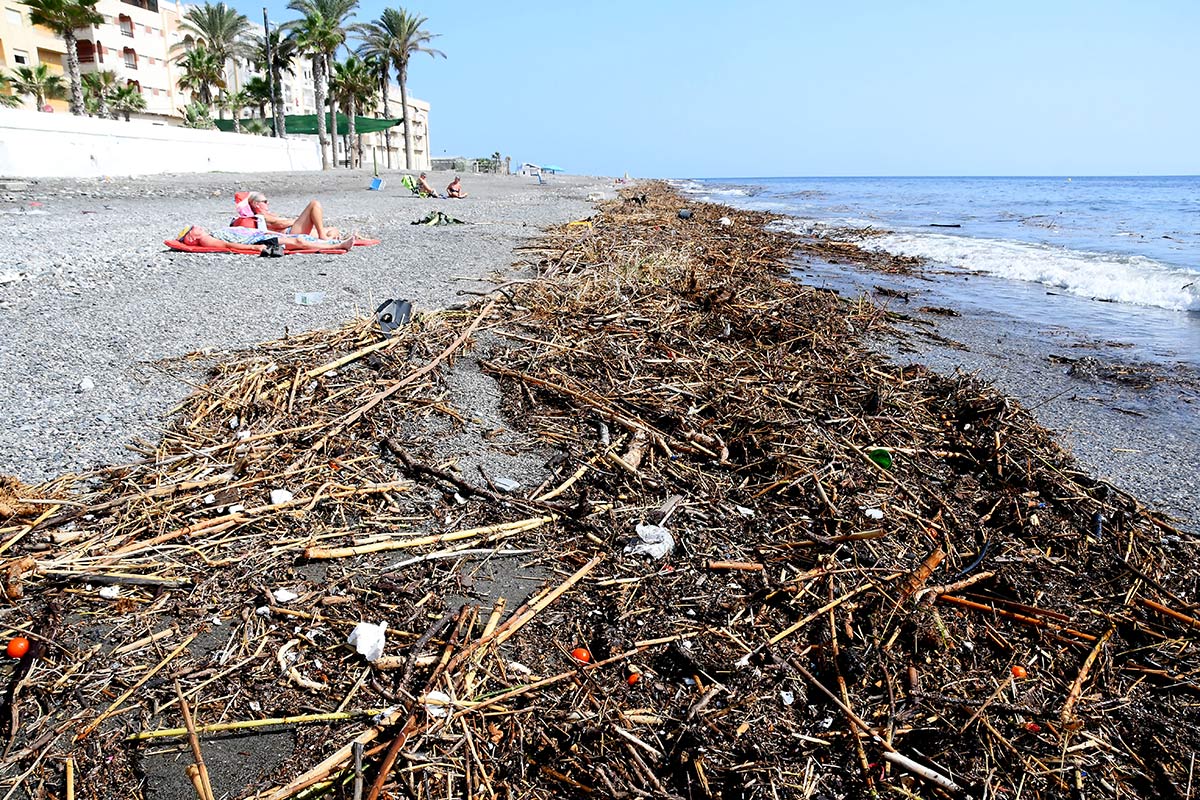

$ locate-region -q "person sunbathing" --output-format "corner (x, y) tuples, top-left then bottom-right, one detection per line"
(446, 176), (468, 198)
(417, 173), (437, 198)
(178, 225), (355, 253)
(247, 192), (342, 239)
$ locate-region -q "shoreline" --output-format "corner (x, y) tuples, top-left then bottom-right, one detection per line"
(1, 179), (1197, 799)
(786, 233), (1200, 535)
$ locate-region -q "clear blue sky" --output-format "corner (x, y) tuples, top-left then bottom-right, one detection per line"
(252, 0), (1200, 177)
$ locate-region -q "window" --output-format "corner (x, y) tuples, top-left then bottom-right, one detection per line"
(119, 14), (133, 37)
(123, 47), (136, 69)
(13, 50), (27, 65)
(76, 39), (96, 63)
(5, 8), (22, 25)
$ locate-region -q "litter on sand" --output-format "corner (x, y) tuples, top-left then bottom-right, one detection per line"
(411, 211), (465, 226)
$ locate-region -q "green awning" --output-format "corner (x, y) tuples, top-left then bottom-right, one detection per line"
(214, 114), (404, 135)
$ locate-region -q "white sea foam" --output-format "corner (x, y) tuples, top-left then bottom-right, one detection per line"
(672, 180), (750, 198)
(858, 232), (1200, 312)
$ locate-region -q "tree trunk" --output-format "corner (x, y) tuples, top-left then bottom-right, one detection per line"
(232, 108), (241, 134)
(62, 28), (85, 115)
(325, 54), (337, 167)
(347, 98), (357, 169)
(272, 65), (286, 138)
(313, 57), (328, 169)
(398, 63), (413, 170)
(380, 70), (391, 169)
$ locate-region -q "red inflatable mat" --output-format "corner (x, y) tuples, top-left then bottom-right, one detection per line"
(163, 238), (380, 255)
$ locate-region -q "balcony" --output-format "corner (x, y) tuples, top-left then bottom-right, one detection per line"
(120, 0), (159, 12)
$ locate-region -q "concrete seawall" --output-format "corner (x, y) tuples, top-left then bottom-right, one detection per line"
(0, 110), (321, 177)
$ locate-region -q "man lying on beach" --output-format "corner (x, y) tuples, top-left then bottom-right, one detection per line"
(247, 192), (342, 239)
(178, 225), (356, 253)
(417, 173), (437, 198)
(446, 177), (468, 198)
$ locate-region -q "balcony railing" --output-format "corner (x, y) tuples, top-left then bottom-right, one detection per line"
(121, 26), (134, 37)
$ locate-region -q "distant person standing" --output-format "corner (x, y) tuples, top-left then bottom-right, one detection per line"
(447, 176), (468, 198)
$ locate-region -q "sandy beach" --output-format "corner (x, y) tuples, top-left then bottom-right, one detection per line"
(0, 170), (605, 481)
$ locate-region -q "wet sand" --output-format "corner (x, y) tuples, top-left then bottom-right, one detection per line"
(791, 250), (1200, 535)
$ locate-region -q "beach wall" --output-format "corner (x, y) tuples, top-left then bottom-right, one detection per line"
(0, 110), (322, 178)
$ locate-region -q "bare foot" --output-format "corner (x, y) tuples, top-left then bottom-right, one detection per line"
(335, 235), (357, 249)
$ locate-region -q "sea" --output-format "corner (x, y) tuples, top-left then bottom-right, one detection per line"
(676, 176), (1200, 368)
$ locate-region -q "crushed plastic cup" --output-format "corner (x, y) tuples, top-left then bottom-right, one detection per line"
(347, 621), (387, 662)
(272, 588), (299, 604)
(295, 292), (325, 306)
(422, 690), (452, 717)
(493, 477), (521, 493)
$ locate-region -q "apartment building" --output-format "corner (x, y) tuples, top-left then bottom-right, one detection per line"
(1, 0), (431, 169)
(0, 1), (72, 111)
(0, 0), (184, 115)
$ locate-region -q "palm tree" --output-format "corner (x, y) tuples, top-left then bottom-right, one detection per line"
(244, 75), (271, 119)
(356, 8), (442, 170)
(0, 73), (21, 108)
(253, 28), (296, 137)
(331, 55), (375, 168)
(177, 2), (252, 85)
(81, 69), (117, 118)
(181, 100), (215, 129)
(110, 83), (146, 121)
(286, 0), (357, 169)
(218, 88), (251, 132)
(356, 31), (395, 167)
(242, 117), (270, 136)
(19, 0), (103, 115)
(8, 64), (66, 110)
(175, 43), (226, 108)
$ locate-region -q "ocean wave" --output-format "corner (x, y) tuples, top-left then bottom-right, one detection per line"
(672, 180), (753, 198)
(857, 233), (1200, 312)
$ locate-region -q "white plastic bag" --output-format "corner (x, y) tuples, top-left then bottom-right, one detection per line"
(625, 522), (675, 559)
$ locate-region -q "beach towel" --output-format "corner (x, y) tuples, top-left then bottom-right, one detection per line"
(163, 238), (381, 255)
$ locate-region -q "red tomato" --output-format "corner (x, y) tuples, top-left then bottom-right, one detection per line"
(1011, 665), (1028, 679)
(570, 647), (591, 663)
(6, 637), (30, 659)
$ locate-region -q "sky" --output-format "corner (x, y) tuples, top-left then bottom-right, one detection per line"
(251, 0), (1200, 178)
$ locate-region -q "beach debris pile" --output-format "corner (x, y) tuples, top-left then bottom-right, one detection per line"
(1, 183), (1198, 799)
